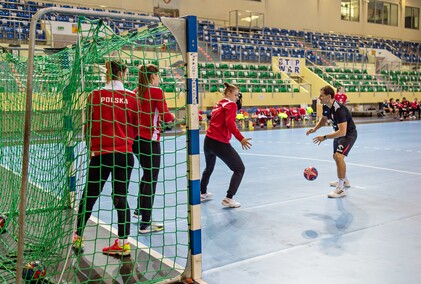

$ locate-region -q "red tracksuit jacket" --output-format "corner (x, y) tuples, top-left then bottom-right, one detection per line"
(206, 98), (244, 144)
(86, 80), (140, 156)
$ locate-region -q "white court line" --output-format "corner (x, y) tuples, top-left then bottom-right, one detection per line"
(353, 185), (368, 189)
(203, 212), (421, 274)
(239, 152), (421, 176)
(89, 215), (185, 271)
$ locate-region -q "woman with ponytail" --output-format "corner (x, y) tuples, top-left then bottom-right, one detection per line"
(132, 64), (175, 234)
(200, 82), (252, 208)
(74, 60), (140, 256)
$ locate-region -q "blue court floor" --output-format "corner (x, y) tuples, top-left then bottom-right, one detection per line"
(83, 119), (421, 283)
(199, 120), (421, 284)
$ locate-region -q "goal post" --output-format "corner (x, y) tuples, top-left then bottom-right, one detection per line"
(4, 7), (203, 284)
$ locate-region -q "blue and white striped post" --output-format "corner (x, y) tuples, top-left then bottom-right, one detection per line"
(185, 15), (202, 281)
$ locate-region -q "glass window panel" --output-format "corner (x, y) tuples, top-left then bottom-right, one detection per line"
(405, 6), (420, 30)
(341, 0), (360, 22)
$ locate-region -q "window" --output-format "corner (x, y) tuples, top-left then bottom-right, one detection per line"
(341, 0), (360, 22)
(368, 1), (398, 26)
(405, 6), (419, 30)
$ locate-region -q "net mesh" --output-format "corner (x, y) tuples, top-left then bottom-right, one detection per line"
(0, 15), (189, 283)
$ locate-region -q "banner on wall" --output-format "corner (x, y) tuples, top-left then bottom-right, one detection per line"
(271, 56), (301, 75)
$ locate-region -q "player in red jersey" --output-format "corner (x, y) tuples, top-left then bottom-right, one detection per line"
(74, 60), (140, 256)
(200, 82), (252, 208)
(132, 64), (175, 234)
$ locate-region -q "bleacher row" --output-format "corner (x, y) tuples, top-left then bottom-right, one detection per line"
(1, 0), (420, 66)
(198, 62), (299, 93)
(0, 0), (159, 42)
(309, 66), (421, 93)
(198, 20), (421, 65)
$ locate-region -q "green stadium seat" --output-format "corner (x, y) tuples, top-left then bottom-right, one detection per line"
(164, 85), (175, 92)
(259, 72), (269, 78)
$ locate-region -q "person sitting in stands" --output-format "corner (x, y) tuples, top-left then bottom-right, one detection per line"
(410, 98), (420, 119)
(379, 98), (391, 117)
(398, 97), (410, 120)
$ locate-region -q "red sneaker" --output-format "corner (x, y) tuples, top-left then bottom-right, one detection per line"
(102, 239), (130, 256)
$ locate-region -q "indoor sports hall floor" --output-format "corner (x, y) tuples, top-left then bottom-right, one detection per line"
(90, 119), (421, 284)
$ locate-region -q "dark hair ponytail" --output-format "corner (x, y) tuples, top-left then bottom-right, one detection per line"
(137, 64), (159, 99)
(105, 60), (126, 83)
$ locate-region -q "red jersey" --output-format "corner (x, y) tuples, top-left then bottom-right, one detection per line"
(334, 93), (347, 104)
(206, 98), (244, 144)
(134, 86), (175, 141)
(86, 81), (140, 156)
(410, 101), (419, 108)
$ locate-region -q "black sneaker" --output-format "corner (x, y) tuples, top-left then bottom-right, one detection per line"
(133, 210), (141, 219)
(139, 222), (164, 234)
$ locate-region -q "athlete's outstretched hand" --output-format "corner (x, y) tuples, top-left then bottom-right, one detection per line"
(306, 128), (316, 136)
(312, 135), (325, 145)
(240, 138), (252, 150)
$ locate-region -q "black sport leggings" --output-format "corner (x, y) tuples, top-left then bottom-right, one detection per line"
(200, 136), (245, 198)
(132, 137), (161, 223)
(76, 153), (134, 239)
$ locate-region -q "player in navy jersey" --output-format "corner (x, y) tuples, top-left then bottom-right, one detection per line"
(306, 85), (357, 198)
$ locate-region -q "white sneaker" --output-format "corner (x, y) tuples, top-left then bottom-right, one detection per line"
(329, 180), (351, 188)
(200, 192), (213, 202)
(221, 198), (241, 208)
(327, 187), (347, 198)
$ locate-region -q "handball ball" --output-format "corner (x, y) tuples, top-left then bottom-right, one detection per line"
(304, 166), (318, 181)
(22, 260), (46, 281)
(0, 215), (6, 234)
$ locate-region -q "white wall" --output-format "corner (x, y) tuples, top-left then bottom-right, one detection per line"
(44, 0), (421, 41)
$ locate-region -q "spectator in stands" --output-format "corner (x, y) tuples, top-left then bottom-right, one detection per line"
(389, 98), (399, 118)
(381, 98), (391, 112)
(335, 86), (348, 105)
(378, 98), (390, 117)
(306, 85), (357, 198)
(410, 98), (420, 119)
(398, 98), (410, 120)
(200, 82), (252, 208)
(74, 60), (139, 256)
(132, 63), (175, 234)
